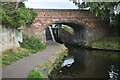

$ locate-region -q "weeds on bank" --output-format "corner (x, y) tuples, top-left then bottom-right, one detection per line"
(28, 45), (68, 79)
(28, 68), (46, 80)
(2, 48), (32, 66)
(21, 36), (46, 52)
(2, 36), (46, 66)
(91, 37), (120, 49)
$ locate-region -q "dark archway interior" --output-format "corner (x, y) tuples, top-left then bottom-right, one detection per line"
(46, 27), (52, 40)
(45, 21), (88, 45)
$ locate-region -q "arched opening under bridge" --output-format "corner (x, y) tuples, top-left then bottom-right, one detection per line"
(45, 21), (88, 45)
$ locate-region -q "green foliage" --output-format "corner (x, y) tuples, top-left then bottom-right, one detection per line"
(91, 37), (120, 49)
(30, 45), (68, 79)
(87, 3), (110, 18)
(2, 48), (33, 66)
(15, 7), (36, 27)
(2, 2), (36, 28)
(28, 68), (46, 79)
(70, 1), (120, 36)
(2, 36), (46, 66)
(21, 36), (46, 52)
(110, 13), (120, 36)
(62, 25), (74, 34)
(71, 1), (118, 19)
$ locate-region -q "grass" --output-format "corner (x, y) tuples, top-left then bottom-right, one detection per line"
(91, 37), (120, 49)
(62, 25), (74, 34)
(21, 35), (46, 52)
(2, 48), (33, 66)
(2, 35), (46, 66)
(43, 45), (68, 74)
(28, 68), (46, 80)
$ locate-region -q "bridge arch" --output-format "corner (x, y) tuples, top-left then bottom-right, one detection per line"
(25, 9), (109, 45)
(45, 20), (88, 45)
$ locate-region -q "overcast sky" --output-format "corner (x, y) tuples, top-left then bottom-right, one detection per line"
(24, 0), (79, 9)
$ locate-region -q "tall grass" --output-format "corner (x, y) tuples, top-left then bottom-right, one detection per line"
(28, 68), (46, 80)
(2, 35), (46, 66)
(21, 36), (46, 52)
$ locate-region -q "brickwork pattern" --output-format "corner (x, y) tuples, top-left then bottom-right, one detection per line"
(26, 9), (109, 43)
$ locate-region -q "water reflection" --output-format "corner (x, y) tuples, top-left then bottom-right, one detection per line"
(62, 58), (74, 67)
(50, 45), (120, 79)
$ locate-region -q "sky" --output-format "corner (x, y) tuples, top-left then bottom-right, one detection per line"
(24, 0), (79, 9)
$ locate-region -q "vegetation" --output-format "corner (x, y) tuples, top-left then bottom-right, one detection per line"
(1, 1), (46, 66)
(21, 35), (46, 52)
(73, 2), (118, 18)
(62, 25), (74, 34)
(110, 13), (120, 36)
(2, 48), (32, 66)
(2, 2), (36, 28)
(70, 1), (118, 18)
(91, 37), (120, 49)
(1, 1), (41, 66)
(28, 67), (46, 79)
(28, 45), (68, 79)
(70, 1), (120, 36)
(39, 45), (67, 74)
(2, 36), (46, 66)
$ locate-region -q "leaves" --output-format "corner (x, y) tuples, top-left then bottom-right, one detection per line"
(28, 68), (46, 79)
(2, 2), (36, 28)
(21, 36), (46, 52)
(70, 1), (119, 19)
(70, 0), (120, 36)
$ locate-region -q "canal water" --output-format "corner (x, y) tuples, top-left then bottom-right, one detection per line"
(49, 45), (120, 80)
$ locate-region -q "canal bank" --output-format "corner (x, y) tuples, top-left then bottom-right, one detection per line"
(49, 45), (120, 79)
(91, 36), (120, 50)
(28, 40), (120, 79)
(2, 41), (61, 78)
(28, 44), (68, 79)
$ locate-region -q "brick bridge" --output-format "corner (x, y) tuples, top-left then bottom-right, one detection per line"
(25, 9), (109, 45)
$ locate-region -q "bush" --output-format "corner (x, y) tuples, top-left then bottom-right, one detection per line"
(28, 68), (46, 80)
(21, 36), (46, 52)
(2, 2), (36, 28)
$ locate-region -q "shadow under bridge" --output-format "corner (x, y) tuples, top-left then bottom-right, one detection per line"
(46, 22), (88, 46)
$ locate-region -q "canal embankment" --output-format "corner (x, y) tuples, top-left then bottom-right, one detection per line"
(28, 36), (120, 79)
(2, 41), (61, 78)
(90, 36), (120, 52)
(66, 36), (120, 53)
(48, 44), (120, 79)
(28, 44), (68, 79)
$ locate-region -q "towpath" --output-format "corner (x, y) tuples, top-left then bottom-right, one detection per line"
(2, 41), (60, 78)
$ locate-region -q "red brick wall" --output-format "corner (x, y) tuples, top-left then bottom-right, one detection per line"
(24, 9), (109, 44)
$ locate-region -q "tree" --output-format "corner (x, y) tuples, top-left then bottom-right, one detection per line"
(71, 1), (119, 18)
(70, 0), (120, 36)
(2, 1), (36, 28)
